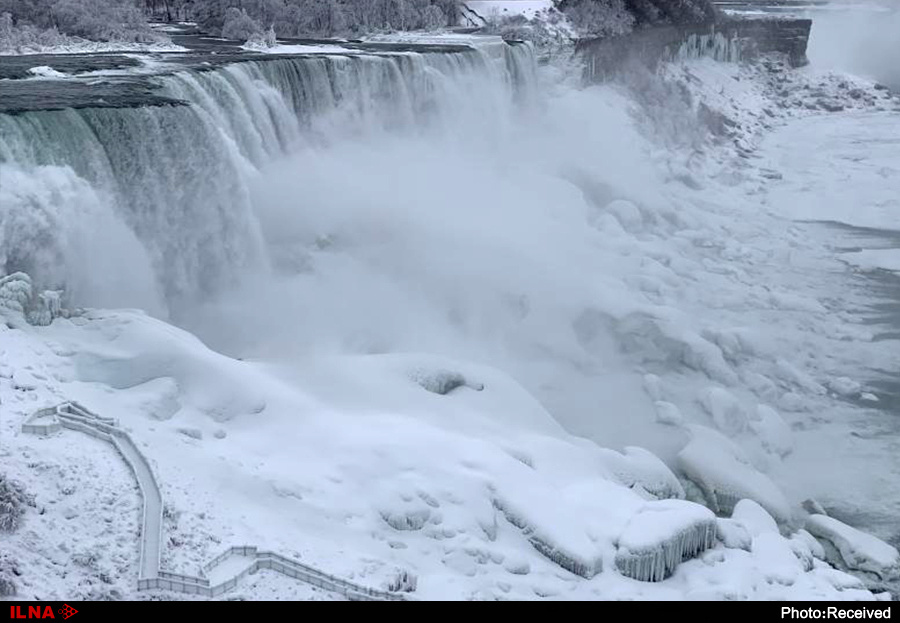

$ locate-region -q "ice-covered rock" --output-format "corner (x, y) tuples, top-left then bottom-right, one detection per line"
(731, 499), (779, 537)
(805, 515), (900, 581)
(802, 499), (827, 516)
(493, 494), (604, 579)
(409, 368), (484, 395)
(493, 478), (649, 579)
(787, 532), (817, 571)
(749, 404), (792, 458)
(828, 377), (862, 397)
(792, 528), (826, 561)
(654, 400), (684, 426)
(606, 199), (644, 233)
(615, 499), (717, 582)
(701, 387), (747, 435)
(643, 373), (662, 401)
(601, 446), (686, 501)
(716, 517), (751, 550)
(677, 425), (792, 523)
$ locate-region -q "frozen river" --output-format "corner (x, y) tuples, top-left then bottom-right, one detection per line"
(757, 111), (900, 589)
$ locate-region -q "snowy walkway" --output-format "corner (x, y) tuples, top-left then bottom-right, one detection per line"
(21, 403), (405, 600)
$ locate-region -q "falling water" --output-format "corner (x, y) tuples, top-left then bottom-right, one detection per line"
(0, 41), (536, 312)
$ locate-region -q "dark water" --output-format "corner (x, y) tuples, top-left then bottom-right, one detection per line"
(826, 222), (900, 415)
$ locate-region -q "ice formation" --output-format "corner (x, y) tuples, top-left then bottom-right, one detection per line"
(615, 500), (717, 582)
(0, 272), (64, 327)
(674, 32), (745, 65)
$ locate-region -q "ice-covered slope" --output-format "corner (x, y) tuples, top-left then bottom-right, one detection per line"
(0, 289), (887, 600)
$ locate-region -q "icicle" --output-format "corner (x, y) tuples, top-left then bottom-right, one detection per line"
(615, 502), (718, 582)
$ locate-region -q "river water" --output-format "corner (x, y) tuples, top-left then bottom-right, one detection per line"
(757, 106), (900, 592)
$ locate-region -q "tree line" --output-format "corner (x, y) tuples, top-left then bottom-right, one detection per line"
(0, 1), (718, 45)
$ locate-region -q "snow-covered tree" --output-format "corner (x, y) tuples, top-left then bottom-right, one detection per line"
(0, 475), (31, 533)
(188, 0), (458, 38)
(562, 0), (634, 38)
(0, 0), (158, 42)
(221, 7), (264, 41)
(559, 0), (717, 30)
(622, 0), (716, 26)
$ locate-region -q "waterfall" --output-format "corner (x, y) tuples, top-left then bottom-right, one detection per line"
(0, 40), (537, 312)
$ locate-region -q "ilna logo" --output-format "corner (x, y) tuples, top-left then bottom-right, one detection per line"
(9, 605), (78, 620)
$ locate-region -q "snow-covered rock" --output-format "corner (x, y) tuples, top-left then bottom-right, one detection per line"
(615, 499), (717, 582)
(749, 404), (793, 458)
(732, 499), (780, 537)
(806, 515), (900, 581)
(716, 517), (751, 551)
(701, 386), (747, 435)
(677, 426), (792, 523)
(654, 400), (684, 426)
(600, 446), (685, 501)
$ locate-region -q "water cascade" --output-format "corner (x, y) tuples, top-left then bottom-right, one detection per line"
(0, 41), (536, 312)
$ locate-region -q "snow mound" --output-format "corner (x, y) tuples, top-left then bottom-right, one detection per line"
(806, 515), (900, 581)
(64, 311), (271, 423)
(615, 499), (716, 582)
(677, 426), (792, 523)
(751, 532), (805, 586)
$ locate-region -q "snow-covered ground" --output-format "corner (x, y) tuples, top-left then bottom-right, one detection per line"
(242, 43), (357, 55)
(465, 1), (556, 22)
(1, 27), (899, 601)
(0, 40), (187, 56)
